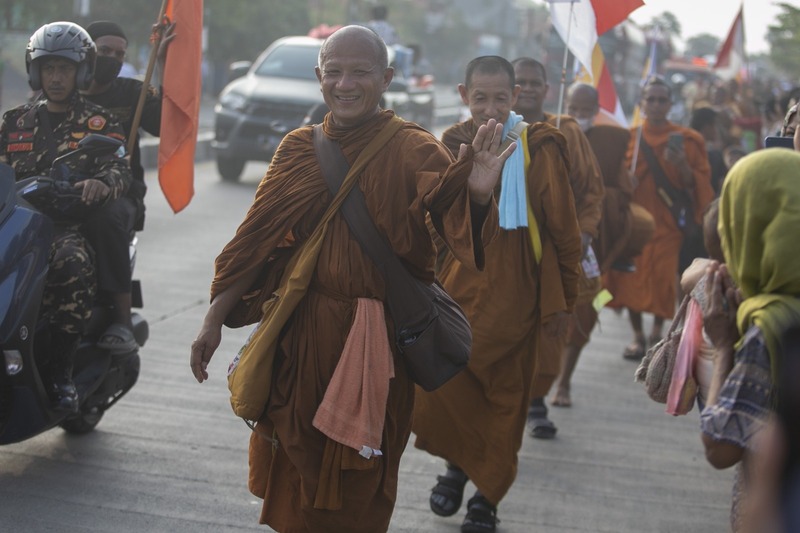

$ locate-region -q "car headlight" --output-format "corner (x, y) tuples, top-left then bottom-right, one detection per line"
(219, 91), (248, 112)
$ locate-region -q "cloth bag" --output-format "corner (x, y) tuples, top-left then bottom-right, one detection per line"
(635, 295), (690, 403)
(227, 118), (405, 421)
(313, 122), (471, 391)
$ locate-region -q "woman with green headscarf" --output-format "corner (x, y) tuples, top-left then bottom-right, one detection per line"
(699, 148), (800, 532)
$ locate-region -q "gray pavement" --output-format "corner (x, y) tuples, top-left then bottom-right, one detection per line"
(0, 160), (734, 532)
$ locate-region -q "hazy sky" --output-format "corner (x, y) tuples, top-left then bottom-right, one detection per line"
(628, 0), (799, 54)
(535, 0), (800, 55)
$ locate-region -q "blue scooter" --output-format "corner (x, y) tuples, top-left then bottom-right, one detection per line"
(0, 134), (148, 443)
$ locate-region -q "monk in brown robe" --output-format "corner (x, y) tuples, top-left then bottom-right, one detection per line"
(605, 76), (714, 359)
(511, 58), (605, 438)
(548, 82), (655, 407)
(413, 56), (581, 533)
(189, 27), (515, 533)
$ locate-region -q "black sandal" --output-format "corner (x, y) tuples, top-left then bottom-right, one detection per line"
(430, 464), (468, 517)
(461, 493), (499, 533)
(528, 404), (557, 439)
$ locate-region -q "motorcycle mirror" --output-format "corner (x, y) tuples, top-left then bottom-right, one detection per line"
(50, 134), (125, 179)
(76, 133), (124, 155)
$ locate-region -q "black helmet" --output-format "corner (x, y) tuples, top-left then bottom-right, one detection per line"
(26, 21), (96, 91)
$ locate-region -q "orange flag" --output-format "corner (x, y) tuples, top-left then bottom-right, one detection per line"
(159, 0), (203, 213)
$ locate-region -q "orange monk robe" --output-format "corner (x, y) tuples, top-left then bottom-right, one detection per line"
(543, 113), (605, 241)
(212, 111), (498, 533)
(530, 114), (605, 398)
(605, 120), (714, 319)
(413, 120), (581, 505)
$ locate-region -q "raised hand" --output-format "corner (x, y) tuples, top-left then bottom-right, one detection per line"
(460, 118), (517, 205)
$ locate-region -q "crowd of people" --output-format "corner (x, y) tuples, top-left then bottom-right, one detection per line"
(189, 21), (800, 533)
(2, 12), (798, 533)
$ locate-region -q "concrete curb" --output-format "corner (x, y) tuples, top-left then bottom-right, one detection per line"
(139, 131), (214, 169)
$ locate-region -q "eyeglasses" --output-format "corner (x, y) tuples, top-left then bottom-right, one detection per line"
(645, 96), (670, 104)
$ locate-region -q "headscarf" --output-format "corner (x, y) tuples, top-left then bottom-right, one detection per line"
(719, 147), (800, 383)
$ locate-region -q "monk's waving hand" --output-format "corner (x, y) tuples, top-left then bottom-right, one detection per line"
(459, 118), (516, 205)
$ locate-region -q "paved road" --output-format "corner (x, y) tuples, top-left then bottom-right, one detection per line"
(0, 161), (733, 532)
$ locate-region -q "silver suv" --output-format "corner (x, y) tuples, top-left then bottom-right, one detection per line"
(212, 35), (434, 181)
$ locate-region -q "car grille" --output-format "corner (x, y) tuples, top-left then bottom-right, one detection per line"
(247, 100), (312, 120)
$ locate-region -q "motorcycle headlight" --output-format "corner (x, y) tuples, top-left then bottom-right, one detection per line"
(219, 91), (248, 112)
(4, 349), (23, 376)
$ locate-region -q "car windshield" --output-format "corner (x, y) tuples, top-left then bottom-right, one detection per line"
(254, 43), (320, 80)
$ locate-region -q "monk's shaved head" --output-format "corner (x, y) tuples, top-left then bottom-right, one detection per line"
(567, 83), (598, 104)
(319, 25), (388, 71)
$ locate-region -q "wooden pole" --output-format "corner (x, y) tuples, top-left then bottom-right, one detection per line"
(126, 0), (169, 156)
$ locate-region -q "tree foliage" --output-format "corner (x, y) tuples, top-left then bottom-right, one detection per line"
(767, 2), (800, 76)
(649, 11), (681, 38)
(204, 1), (310, 65)
(685, 33), (720, 59)
(0, 0), (311, 65)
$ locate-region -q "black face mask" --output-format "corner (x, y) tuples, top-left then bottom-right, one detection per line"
(93, 56), (123, 85)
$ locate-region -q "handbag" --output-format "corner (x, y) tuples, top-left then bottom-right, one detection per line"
(313, 122), (472, 391)
(635, 294), (690, 403)
(227, 117), (405, 421)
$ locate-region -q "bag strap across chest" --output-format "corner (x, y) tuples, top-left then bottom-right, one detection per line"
(312, 117), (432, 333)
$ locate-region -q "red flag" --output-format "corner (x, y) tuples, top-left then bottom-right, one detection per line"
(591, 0), (644, 35)
(714, 4), (747, 82)
(159, 0), (203, 213)
(550, 0), (643, 83)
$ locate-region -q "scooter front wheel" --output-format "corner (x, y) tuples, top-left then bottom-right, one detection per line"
(59, 406), (104, 434)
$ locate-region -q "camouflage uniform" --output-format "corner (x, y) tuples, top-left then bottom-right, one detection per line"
(0, 92), (131, 336)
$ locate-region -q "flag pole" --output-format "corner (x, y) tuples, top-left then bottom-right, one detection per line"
(741, 2), (750, 81)
(126, 0), (169, 156)
(555, 0), (577, 129)
(629, 30), (659, 177)
(629, 125), (642, 182)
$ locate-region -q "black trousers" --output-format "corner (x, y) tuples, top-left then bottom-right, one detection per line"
(81, 197), (136, 294)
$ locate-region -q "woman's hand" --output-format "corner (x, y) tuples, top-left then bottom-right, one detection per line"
(702, 261), (741, 350)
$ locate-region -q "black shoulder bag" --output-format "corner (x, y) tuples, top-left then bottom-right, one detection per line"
(638, 138), (696, 235)
(639, 137), (706, 261)
(312, 121), (471, 391)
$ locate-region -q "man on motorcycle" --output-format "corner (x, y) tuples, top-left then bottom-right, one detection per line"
(0, 21), (131, 413)
(80, 20), (173, 353)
